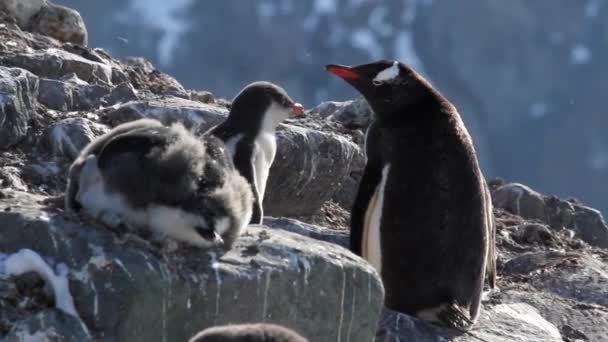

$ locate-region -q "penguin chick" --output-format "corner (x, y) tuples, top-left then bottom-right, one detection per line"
(189, 323), (308, 342)
(68, 119), (253, 249)
(208, 81), (304, 224)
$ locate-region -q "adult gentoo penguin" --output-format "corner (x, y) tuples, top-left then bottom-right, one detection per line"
(65, 118), (253, 249)
(326, 60), (496, 330)
(188, 323), (308, 342)
(208, 81), (304, 224)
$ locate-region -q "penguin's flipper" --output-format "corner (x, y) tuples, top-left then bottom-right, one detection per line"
(235, 155), (262, 224)
(97, 129), (168, 170)
(483, 180), (497, 289)
(350, 160), (383, 256)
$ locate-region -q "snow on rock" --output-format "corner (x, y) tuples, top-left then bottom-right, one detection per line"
(2, 249), (79, 319)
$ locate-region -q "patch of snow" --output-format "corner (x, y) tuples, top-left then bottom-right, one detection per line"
(1, 249), (79, 318)
(570, 44), (591, 65)
(350, 29), (384, 60)
(529, 102), (548, 118)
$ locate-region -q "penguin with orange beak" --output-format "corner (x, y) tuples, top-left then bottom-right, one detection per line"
(326, 60), (496, 330)
(208, 81), (304, 224)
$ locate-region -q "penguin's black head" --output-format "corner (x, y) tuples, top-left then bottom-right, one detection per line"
(326, 60), (433, 117)
(229, 81), (304, 133)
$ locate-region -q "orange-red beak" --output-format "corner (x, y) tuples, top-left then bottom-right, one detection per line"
(325, 64), (360, 79)
(290, 102), (304, 117)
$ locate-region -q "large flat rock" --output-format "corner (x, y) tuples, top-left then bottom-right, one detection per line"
(0, 190), (384, 342)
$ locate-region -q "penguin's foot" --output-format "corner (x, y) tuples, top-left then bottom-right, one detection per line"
(416, 302), (474, 331)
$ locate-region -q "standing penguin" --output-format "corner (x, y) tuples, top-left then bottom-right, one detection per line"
(208, 81), (304, 224)
(65, 118), (253, 249)
(326, 60), (496, 330)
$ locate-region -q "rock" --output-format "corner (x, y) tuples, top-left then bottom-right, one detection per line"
(103, 82), (138, 106)
(326, 98), (373, 130)
(0, 0), (47, 28)
(189, 90), (215, 104)
(265, 124), (362, 217)
(493, 182), (608, 249)
(29, 3), (88, 46)
(43, 117), (108, 160)
(504, 251), (608, 307)
(0, 67), (39, 149)
(263, 217), (349, 248)
(121, 56), (189, 98)
(492, 183), (547, 222)
(38, 75), (109, 111)
(0, 166), (28, 191)
(4, 309), (91, 342)
(98, 97), (228, 132)
(0, 190), (384, 342)
(497, 290), (608, 342)
(377, 303), (563, 342)
(1, 48), (112, 85)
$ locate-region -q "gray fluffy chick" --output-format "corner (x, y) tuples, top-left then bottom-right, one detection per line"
(65, 118), (253, 249)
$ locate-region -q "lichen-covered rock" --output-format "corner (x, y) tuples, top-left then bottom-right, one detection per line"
(0, 48), (112, 84)
(377, 303), (563, 342)
(42, 117), (108, 160)
(29, 3), (88, 46)
(38, 75), (109, 111)
(0, 190), (384, 342)
(0, 67), (39, 149)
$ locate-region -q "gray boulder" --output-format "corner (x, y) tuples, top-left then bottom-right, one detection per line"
(29, 2), (88, 46)
(325, 98), (373, 130)
(263, 217), (349, 248)
(42, 117), (108, 160)
(377, 303), (563, 342)
(98, 97), (227, 132)
(497, 290), (608, 342)
(265, 124), (362, 217)
(0, 0), (47, 28)
(503, 251), (608, 307)
(0, 67), (39, 149)
(493, 182), (608, 248)
(0, 190), (384, 342)
(0, 48), (112, 84)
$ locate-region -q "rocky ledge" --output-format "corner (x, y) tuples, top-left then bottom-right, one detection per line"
(1, 2), (608, 342)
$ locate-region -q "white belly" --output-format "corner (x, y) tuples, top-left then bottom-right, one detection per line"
(362, 164), (390, 273)
(253, 132), (277, 198)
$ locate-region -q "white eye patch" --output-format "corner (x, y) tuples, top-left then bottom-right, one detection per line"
(373, 61), (400, 82)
